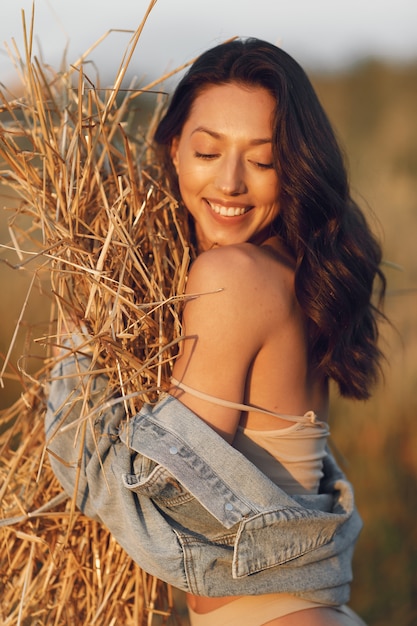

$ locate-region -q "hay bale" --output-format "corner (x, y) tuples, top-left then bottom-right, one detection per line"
(0, 10), (193, 625)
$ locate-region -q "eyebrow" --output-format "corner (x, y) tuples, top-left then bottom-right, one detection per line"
(191, 126), (272, 146)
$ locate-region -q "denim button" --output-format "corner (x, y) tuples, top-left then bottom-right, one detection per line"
(169, 446), (178, 455)
(225, 503), (234, 511)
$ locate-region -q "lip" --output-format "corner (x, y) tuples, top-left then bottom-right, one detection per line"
(205, 198), (252, 218)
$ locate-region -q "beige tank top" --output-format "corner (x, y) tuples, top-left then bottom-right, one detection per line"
(170, 378), (330, 495)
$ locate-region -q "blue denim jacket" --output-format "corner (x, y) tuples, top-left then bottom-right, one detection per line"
(45, 352), (362, 604)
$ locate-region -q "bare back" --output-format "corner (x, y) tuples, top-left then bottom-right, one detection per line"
(170, 238), (328, 442)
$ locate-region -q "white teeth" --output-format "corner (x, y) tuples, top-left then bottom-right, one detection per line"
(210, 203), (247, 217)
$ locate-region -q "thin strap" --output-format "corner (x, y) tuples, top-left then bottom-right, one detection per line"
(170, 377), (319, 424)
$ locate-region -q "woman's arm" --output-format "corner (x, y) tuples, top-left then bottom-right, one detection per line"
(170, 243), (289, 442)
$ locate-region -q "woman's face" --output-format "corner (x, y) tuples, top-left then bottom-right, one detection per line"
(170, 82), (280, 251)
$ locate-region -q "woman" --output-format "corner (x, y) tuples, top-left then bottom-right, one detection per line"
(46, 39), (385, 625)
(153, 38), (384, 624)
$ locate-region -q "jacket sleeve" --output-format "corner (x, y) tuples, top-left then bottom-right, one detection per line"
(44, 350), (193, 589)
(44, 350), (126, 520)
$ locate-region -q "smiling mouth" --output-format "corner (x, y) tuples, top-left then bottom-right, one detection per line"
(208, 201), (249, 217)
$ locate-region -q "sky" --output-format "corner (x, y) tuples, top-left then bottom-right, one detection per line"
(1, 0), (417, 89)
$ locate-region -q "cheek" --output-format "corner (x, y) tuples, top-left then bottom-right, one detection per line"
(268, 175), (280, 202)
(177, 170), (197, 210)
(258, 177), (280, 205)
(177, 162), (206, 195)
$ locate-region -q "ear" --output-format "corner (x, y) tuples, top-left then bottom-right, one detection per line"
(170, 137), (180, 174)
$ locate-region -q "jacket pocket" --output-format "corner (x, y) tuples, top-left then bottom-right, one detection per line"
(122, 460), (236, 537)
(123, 462), (195, 507)
(232, 507), (340, 578)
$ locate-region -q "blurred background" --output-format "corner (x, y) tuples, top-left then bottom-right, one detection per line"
(1, 1), (416, 624)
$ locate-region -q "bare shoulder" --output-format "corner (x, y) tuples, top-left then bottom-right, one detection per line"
(185, 242), (296, 315)
(172, 243), (308, 438)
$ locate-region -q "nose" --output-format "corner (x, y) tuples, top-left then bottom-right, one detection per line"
(215, 154), (247, 196)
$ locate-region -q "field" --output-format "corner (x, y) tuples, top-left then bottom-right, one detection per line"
(1, 59), (416, 624)
(313, 61), (417, 625)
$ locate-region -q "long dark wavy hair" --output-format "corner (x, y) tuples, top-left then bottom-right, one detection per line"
(154, 38), (386, 400)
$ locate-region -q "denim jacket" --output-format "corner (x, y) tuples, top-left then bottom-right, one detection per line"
(45, 352), (362, 605)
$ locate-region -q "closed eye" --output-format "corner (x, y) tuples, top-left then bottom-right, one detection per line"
(194, 151), (219, 160)
(251, 161), (274, 170)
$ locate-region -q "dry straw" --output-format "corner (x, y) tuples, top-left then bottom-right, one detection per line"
(0, 3), (197, 624)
